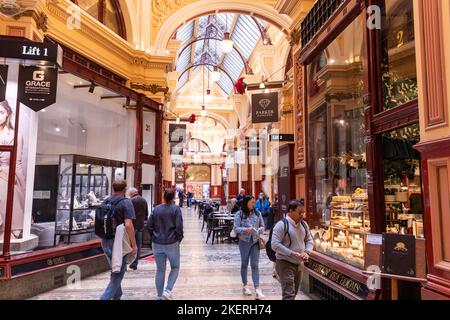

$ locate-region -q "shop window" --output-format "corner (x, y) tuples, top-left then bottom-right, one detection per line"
(72, 0), (126, 39)
(185, 165), (211, 199)
(307, 14), (368, 269)
(76, 0), (100, 20)
(380, 0), (418, 111)
(382, 124), (424, 237)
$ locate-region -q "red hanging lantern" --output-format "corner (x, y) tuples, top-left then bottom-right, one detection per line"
(189, 113), (196, 123)
(183, 164), (189, 171)
(219, 163), (224, 170)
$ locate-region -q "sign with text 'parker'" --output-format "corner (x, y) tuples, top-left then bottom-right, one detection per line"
(17, 65), (58, 111)
(251, 92), (279, 123)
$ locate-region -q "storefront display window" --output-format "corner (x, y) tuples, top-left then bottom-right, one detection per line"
(383, 124), (424, 237)
(185, 165), (211, 198)
(381, 0), (418, 111)
(307, 14), (368, 269)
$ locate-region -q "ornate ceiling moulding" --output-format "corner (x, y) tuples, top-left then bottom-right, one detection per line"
(152, 0), (196, 28)
(130, 83), (169, 95)
(11, 10), (49, 32)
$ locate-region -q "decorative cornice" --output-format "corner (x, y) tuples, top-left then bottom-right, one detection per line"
(130, 83), (169, 94)
(152, 0), (196, 28)
(13, 10), (49, 32)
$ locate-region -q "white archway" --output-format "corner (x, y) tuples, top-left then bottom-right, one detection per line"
(153, 0), (292, 52)
(117, 0), (138, 45)
(180, 112), (233, 130)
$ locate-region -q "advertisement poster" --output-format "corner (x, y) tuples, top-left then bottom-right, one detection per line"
(0, 64), (30, 240)
(0, 65), (8, 102)
(17, 65), (58, 112)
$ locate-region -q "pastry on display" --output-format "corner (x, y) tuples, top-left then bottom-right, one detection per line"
(332, 195), (352, 202)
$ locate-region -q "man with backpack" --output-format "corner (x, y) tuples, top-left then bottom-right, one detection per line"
(269, 199), (313, 300)
(96, 180), (137, 300)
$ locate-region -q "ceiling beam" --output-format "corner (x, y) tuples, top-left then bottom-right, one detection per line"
(101, 95), (124, 99)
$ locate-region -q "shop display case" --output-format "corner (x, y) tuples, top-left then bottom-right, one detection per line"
(312, 188), (369, 269)
(55, 155), (127, 245)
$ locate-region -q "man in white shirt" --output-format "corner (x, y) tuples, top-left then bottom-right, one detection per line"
(271, 200), (313, 300)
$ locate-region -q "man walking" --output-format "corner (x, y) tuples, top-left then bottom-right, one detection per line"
(271, 200), (313, 300)
(128, 187), (149, 270)
(148, 189), (184, 300)
(178, 189), (185, 208)
(100, 180), (137, 300)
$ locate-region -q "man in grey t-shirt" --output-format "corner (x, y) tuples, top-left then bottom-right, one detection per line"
(271, 200), (313, 300)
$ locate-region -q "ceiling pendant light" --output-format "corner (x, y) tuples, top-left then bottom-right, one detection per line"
(221, 15), (234, 53)
(221, 32), (234, 53)
(200, 105), (207, 117)
(211, 66), (221, 82)
(176, 115), (180, 124)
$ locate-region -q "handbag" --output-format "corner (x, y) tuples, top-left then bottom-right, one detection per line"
(258, 237), (266, 250)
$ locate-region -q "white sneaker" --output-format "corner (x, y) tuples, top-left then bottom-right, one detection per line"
(255, 288), (266, 300)
(242, 285), (252, 296)
(162, 290), (174, 300)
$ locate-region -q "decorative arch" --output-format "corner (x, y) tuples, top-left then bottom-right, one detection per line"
(72, 0), (129, 40)
(154, 0), (292, 52)
(180, 112), (232, 130)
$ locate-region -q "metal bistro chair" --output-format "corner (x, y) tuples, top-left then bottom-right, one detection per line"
(205, 216), (228, 245)
(201, 204), (213, 232)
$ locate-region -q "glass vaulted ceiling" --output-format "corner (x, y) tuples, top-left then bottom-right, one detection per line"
(175, 13), (267, 94)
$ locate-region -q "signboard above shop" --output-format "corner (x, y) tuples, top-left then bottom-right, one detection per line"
(251, 92), (279, 124)
(269, 134), (294, 142)
(0, 37), (63, 67)
(17, 65), (58, 111)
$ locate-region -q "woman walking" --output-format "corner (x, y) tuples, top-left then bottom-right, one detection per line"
(233, 195), (266, 300)
(147, 189), (184, 300)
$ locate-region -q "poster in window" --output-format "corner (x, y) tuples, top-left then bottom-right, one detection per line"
(0, 65), (8, 102)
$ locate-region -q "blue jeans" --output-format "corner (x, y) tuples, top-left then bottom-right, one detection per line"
(130, 230), (142, 268)
(100, 239), (128, 300)
(238, 239), (260, 287)
(153, 242), (181, 298)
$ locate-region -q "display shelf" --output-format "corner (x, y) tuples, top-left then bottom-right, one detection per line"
(55, 155), (127, 245)
(312, 188), (369, 269)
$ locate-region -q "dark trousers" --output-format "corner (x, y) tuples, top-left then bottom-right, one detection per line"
(275, 259), (302, 300)
(130, 230), (142, 268)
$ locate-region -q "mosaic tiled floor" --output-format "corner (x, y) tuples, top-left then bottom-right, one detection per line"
(31, 208), (313, 300)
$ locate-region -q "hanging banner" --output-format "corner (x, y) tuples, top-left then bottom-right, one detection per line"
(248, 140), (260, 157)
(17, 65), (58, 111)
(0, 65), (7, 101)
(168, 123), (187, 143)
(235, 150), (246, 165)
(251, 92), (279, 123)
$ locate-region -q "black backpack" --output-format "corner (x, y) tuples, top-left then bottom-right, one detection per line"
(265, 218), (309, 262)
(95, 197), (126, 240)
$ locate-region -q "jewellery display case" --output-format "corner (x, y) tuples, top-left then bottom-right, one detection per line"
(55, 155), (127, 245)
(311, 188), (369, 269)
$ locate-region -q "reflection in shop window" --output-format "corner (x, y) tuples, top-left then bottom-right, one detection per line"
(381, 0), (418, 111)
(382, 124), (424, 237)
(307, 14), (368, 269)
